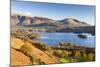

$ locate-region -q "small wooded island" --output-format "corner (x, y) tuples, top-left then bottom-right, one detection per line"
(78, 34), (87, 39)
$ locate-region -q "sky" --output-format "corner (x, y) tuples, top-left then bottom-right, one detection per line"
(11, 0), (95, 25)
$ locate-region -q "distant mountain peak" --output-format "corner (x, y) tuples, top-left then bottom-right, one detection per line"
(60, 17), (80, 22)
(59, 17), (89, 27)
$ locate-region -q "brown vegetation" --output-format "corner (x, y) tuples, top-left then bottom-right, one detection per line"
(11, 48), (32, 66)
(11, 36), (59, 66)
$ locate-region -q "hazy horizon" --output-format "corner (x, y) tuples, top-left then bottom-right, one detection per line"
(11, 0), (95, 25)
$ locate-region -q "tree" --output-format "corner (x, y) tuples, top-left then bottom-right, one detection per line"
(62, 50), (69, 57)
(87, 53), (95, 61)
(54, 50), (63, 57)
(39, 42), (48, 51)
(20, 44), (33, 56)
(74, 50), (81, 58)
(47, 46), (53, 53)
(81, 52), (87, 61)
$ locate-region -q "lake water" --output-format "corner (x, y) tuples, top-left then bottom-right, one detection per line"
(38, 33), (95, 47)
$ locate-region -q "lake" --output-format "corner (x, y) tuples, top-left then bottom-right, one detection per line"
(38, 33), (95, 47)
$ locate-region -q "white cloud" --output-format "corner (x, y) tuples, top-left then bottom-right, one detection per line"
(11, 11), (33, 17)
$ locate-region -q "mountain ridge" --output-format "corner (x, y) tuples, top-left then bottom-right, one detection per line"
(11, 14), (95, 35)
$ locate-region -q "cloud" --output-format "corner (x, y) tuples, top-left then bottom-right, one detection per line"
(11, 11), (33, 17)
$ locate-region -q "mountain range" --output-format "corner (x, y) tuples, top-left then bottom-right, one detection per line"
(11, 14), (95, 35)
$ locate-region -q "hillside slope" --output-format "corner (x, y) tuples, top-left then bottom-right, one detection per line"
(11, 48), (32, 66)
(11, 37), (59, 66)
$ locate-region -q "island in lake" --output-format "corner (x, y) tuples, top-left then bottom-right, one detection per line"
(11, 0), (95, 66)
